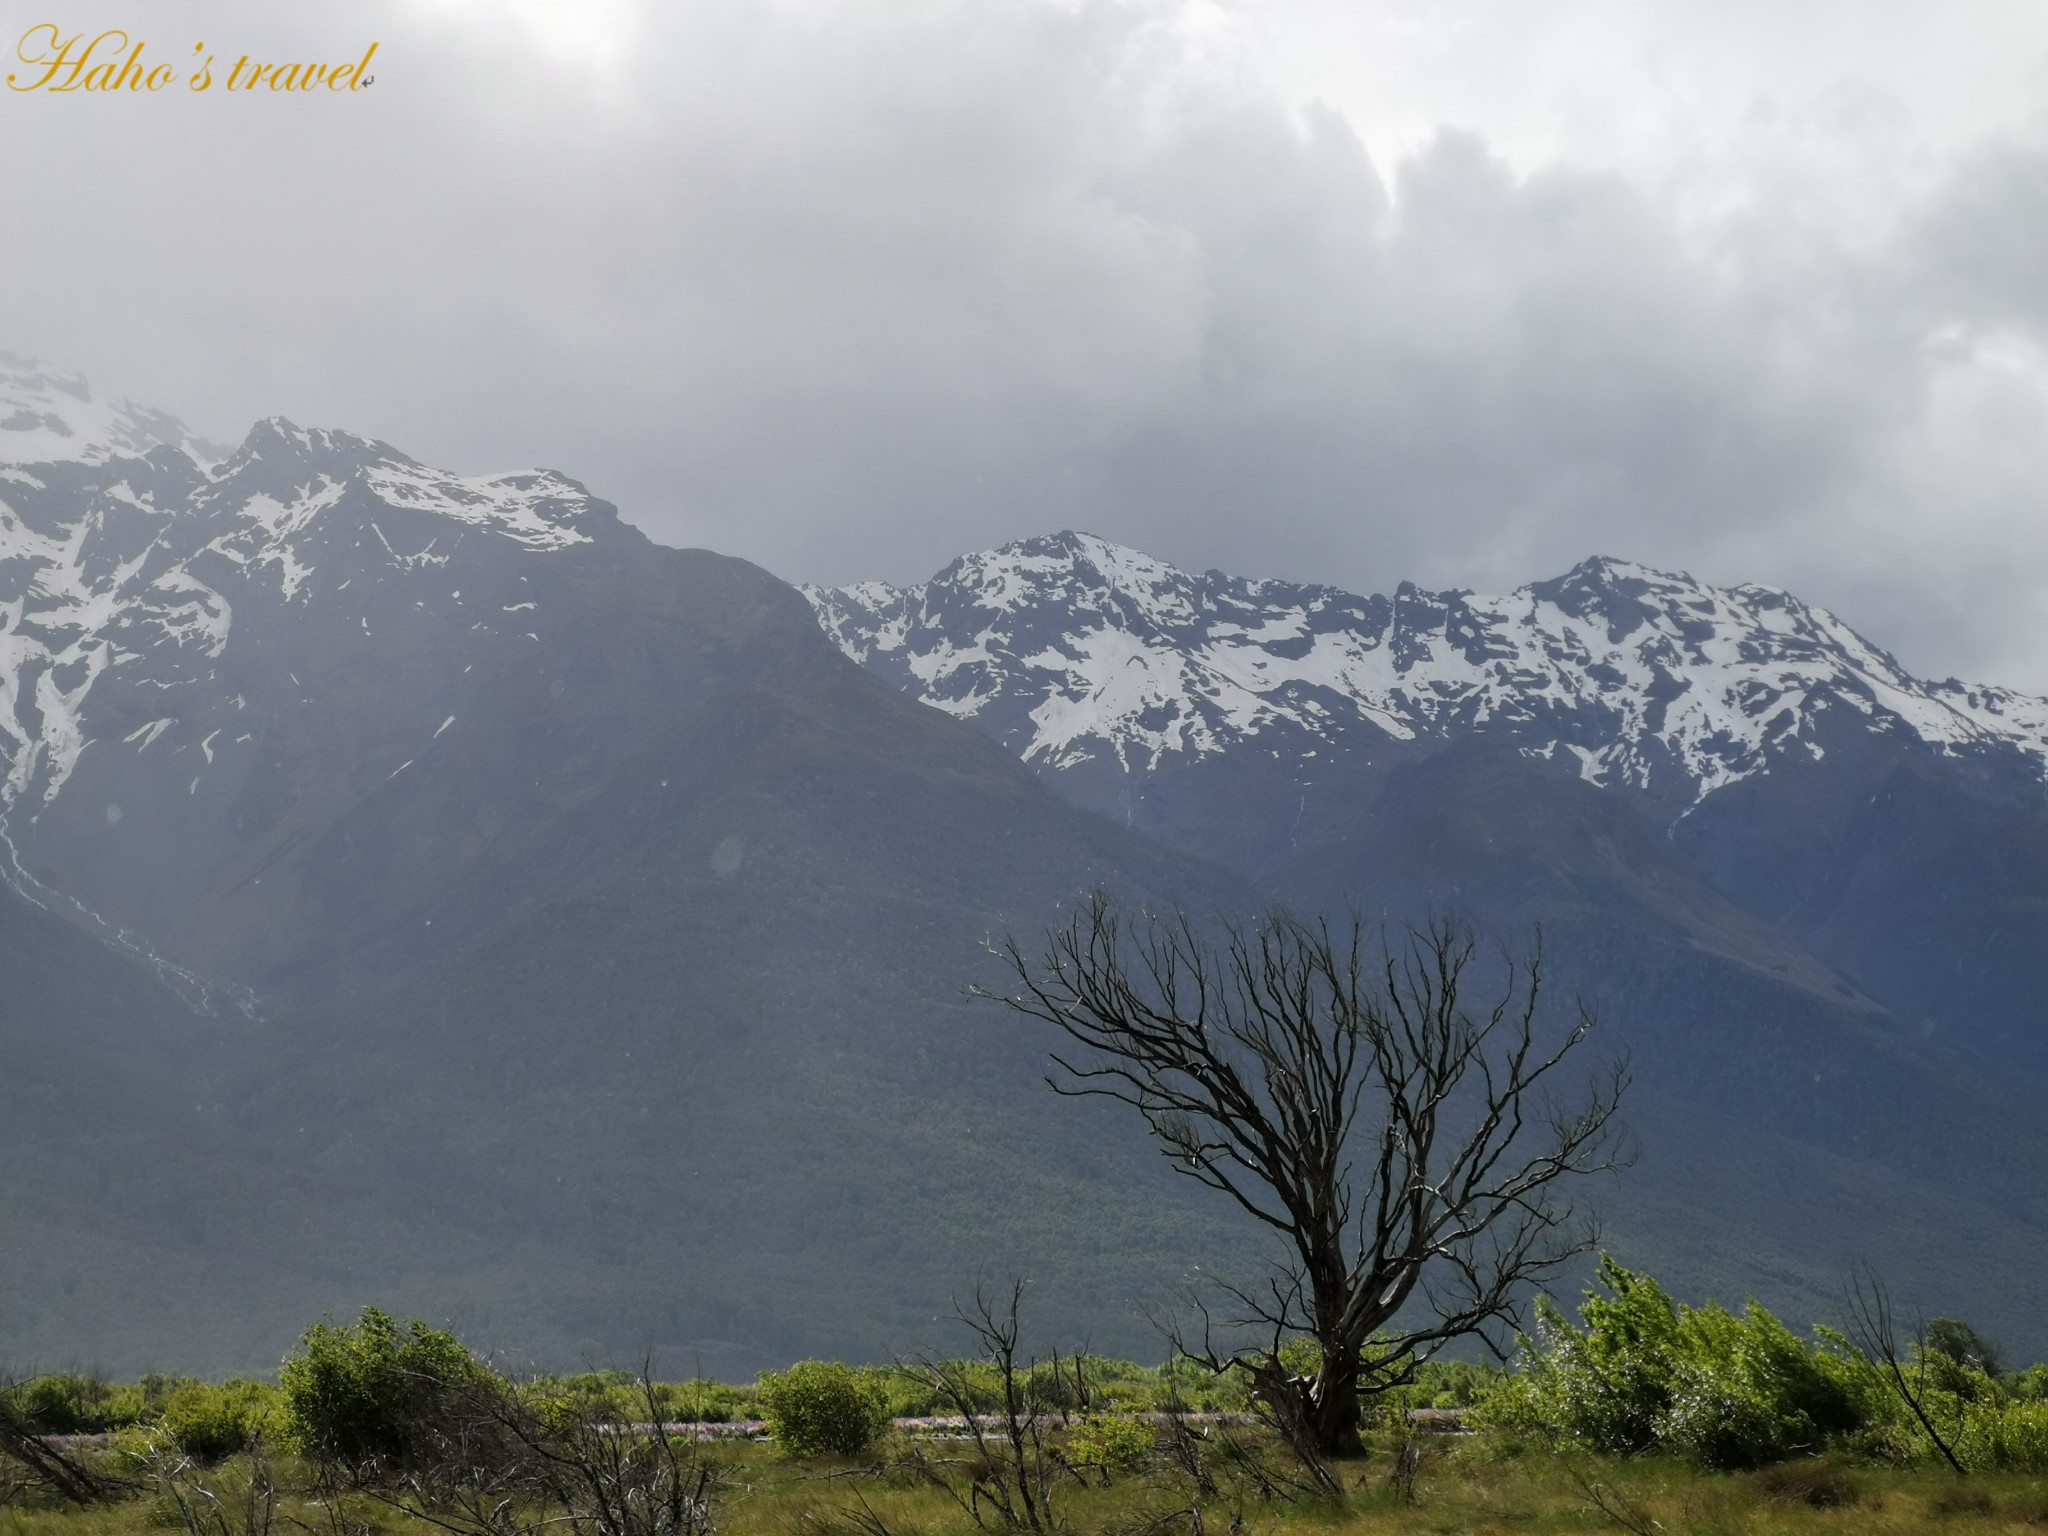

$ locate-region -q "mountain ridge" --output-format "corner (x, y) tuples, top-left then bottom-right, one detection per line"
(1, 350), (230, 467)
(806, 529), (2048, 820)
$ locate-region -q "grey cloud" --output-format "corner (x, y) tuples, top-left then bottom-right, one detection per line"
(1905, 139), (2048, 332)
(9, 1), (2048, 690)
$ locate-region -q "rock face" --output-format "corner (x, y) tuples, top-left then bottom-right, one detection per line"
(5, 355), (2048, 1374)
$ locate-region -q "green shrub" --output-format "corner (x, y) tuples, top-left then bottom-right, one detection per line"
(1657, 1302), (1866, 1468)
(279, 1306), (500, 1469)
(889, 1359), (1001, 1418)
(1927, 1318), (2004, 1378)
(1956, 1397), (2048, 1471)
(1490, 1259), (1685, 1455)
(758, 1361), (890, 1459)
(1065, 1411), (1154, 1475)
(161, 1380), (274, 1463)
(2008, 1364), (2048, 1402)
(1488, 1258), (1875, 1469)
(5, 1372), (158, 1434)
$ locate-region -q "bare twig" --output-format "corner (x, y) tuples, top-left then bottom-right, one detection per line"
(898, 1281), (1062, 1532)
(1844, 1268), (1968, 1477)
(151, 1436), (280, 1536)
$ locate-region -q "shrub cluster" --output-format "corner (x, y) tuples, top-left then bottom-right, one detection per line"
(1064, 1410), (1155, 1474)
(1483, 1257), (2048, 1472)
(12, 1271), (2048, 1503)
(535, 1371), (755, 1426)
(278, 1306), (501, 1469)
(5, 1373), (177, 1435)
(1483, 1258), (1870, 1467)
(0, 1371), (278, 1464)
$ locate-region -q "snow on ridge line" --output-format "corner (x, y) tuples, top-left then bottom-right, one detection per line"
(0, 354), (603, 559)
(805, 534), (2048, 802)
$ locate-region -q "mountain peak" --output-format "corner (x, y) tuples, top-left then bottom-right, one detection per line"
(198, 415), (610, 557)
(228, 416), (405, 470)
(0, 361), (639, 818)
(1558, 553), (1680, 585)
(959, 529), (1185, 584)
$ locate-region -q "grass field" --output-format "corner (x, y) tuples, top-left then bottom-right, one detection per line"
(11, 1427), (2048, 1536)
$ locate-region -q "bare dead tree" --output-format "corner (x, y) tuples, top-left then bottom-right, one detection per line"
(1844, 1268), (1968, 1477)
(1045, 1347), (1093, 1427)
(985, 891), (1630, 1460)
(899, 1280), (1062, 1532)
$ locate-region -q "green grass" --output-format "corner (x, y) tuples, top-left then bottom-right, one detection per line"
(13, 1429), (2048, 1536)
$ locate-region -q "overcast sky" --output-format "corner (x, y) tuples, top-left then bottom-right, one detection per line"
(10, 0), (2048, 689)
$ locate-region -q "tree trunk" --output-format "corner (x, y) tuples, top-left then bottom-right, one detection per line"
(1309, 1348), (1365, 1459)
(1305, 1255), (1366, 1459)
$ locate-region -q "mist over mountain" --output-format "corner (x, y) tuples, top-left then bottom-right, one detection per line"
(3, 355), (2046, 1373)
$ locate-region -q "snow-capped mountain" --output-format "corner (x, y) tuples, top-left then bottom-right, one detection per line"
(0, 420), (601, 805)
(807, 531), (2048, 816)
(0, 371), (630, 987)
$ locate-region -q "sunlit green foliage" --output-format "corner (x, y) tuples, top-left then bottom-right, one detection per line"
(277, 1306), (500, 1468)
(529, 1372), (756, 1426)
(1063, 1410), (1155, 1476)
(757, 1361), (890, 1458)
(1481, 1256), (2048, 1473)
(159, 1379), (278, 1463)
(5, 1373), (178, 1435)
(1483, 1259), (1876, 1467)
